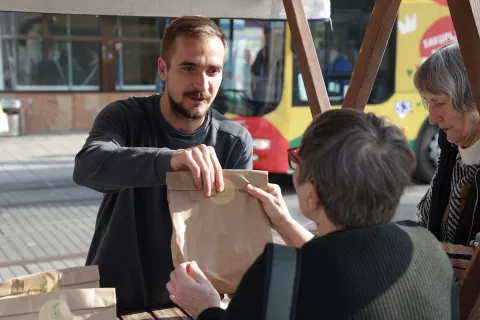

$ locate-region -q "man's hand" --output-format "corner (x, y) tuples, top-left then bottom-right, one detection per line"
(246, 183), (292, 230)
(170, 145), (224, 197)
(166, 261), (221, 319)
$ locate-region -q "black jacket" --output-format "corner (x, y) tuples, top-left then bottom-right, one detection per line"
(199, 221), (458, 320)
(426, 129), (480, 245)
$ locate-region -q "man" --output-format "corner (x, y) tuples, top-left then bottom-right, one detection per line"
(327, 41), (352, 97)
(73, 16), (253, 314)
(167, 109), (459, 320)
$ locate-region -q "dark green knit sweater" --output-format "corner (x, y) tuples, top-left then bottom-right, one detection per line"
(199, 221), (459, 320)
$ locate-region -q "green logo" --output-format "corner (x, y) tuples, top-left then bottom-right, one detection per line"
(51, 302), (61, 318)
(40, 280), (48, 293)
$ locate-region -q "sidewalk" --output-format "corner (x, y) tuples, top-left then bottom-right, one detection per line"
(0, 131), (100, 281)
(0, 131), (89, 190)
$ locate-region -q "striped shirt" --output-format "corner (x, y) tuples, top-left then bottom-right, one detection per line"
(416, 141), (480, 243)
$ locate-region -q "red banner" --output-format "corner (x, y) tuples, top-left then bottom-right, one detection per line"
(433, 0), (448, 6)
(420, 16), (456, 62)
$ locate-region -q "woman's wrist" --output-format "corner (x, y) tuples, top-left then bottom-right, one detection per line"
(273, 215), (295, 234)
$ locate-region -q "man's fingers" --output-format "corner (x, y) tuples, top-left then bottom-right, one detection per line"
(192, 149), (212, 196)
(209, 147), (224, 193)
(185, 152), (202, 189)
(201, 147), (216, 194)
(182, 145), (225, 196)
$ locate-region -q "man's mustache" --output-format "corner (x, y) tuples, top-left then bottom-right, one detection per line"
(184, 91), (211, 100)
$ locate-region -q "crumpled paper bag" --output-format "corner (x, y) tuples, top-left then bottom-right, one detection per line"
(0, 288), (116, 320)
(0, 266), (99, 300)
(166, 169), (273, 294)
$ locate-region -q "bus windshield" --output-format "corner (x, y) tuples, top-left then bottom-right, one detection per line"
(212, 19), (285, 116)
(292, 8), (396, 106)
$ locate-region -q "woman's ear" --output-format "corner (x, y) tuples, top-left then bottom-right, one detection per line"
(305, 182), (321, 212)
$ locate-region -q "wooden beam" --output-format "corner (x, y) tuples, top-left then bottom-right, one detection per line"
(283, 0), (331, 117)
(459, 246), (480, 319)
(447, 0), (480, 114)
(447, 2), (480, 314)
(342, 0), (401, 110)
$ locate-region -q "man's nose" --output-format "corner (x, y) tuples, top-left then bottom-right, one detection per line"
(193, 73), (209, 92)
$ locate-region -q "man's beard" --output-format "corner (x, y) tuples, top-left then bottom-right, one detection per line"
(167, 90), (211, 120)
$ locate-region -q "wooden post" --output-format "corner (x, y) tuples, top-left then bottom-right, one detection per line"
(459, 246), (480, 319)
(342, 0), (401, 110)
(447, 0), (480, 114)
(447, 2), (480, 315)
(283, 0), (331, 117)
(448, 0), (480, 317)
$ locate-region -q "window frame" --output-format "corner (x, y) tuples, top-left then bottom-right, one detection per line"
(0, 12), (102, 92)
(0, 12), (166, 93)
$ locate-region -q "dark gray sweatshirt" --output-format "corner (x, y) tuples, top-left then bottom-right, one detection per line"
(73, 94), (253, 314)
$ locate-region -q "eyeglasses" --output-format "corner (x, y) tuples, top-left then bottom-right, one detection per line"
(287, 147), (300, 170)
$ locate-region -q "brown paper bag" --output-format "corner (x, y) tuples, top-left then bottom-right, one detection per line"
(0, 266), (99, 300)
(166, 169), (273, 294)
(0, 288), (116, 319)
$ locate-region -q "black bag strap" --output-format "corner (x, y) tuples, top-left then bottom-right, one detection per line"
(264, 243), (301, 320)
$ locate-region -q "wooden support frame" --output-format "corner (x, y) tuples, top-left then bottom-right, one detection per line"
(283, 0), (401, 115)
(448, 1), (480, 317)
(342, 0), (401, 110)
(448, 0), (480, 114)
(283, 0), (331, 117)
(460, 246), (480, 320)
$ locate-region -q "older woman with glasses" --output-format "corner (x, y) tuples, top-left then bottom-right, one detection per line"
(414, 42), (480, 245)
(164, 108), (458, 320)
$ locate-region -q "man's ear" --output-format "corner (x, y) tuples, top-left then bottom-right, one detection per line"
(158, 57), (167, 81)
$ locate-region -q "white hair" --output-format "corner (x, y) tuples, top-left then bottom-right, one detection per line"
(414, 42), (476, 113)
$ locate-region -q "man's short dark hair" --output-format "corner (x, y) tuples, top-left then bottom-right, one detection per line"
(160, 15), (228, 68)
(298, 109), (414, 228)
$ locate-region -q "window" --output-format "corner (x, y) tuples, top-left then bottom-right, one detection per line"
(0, 12), (100, 91)
(212, 19), (286, 116)
(113, 17), (162, 91)
(0, 13), (290, 96)
(292, 8), (396, 106)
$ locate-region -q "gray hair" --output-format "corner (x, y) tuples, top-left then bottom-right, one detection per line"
(298, 109), (414, 229)
(414, 42), (476, 112)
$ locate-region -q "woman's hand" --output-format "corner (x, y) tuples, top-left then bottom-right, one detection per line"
(166, 261), (221, 319)
(247, 183), (314, 247)
(246, 183), (292, 230)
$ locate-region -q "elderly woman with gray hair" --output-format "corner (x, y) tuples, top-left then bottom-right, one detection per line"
(415, 42), (480, 245)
